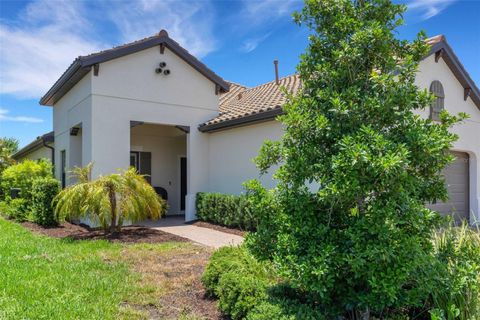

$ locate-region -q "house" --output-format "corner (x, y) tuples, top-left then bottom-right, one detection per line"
(13, 31), (480, 223)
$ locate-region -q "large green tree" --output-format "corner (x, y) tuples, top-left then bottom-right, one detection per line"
(246, 0), (467, 317)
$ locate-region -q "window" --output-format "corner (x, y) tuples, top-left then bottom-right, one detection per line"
(130, 151), (151, 184)
(61, 150), (66, 188)
(430, 80), (445, 121)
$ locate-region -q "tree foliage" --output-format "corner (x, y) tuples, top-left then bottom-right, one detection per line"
(1, 159), (52, 201)
(55, 163), (167, 233)
(246, 0), (467, 317)
(0, 137), (19, 174)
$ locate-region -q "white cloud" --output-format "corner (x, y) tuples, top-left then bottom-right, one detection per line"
(240, 0), (301, 27)
(104, 0), (217, 58)
(0, 0), (104, 99)
(241, 33), (271, 53)
(0, 0), (217, 100)
(407, 0), (456, 20)
(232, 0), (301, 52)
(0, 108), (43, 123)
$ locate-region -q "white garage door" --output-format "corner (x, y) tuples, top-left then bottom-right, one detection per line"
(429, 151), (470, 223)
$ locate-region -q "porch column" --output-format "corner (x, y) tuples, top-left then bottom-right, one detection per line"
(185, 128), (210, 221)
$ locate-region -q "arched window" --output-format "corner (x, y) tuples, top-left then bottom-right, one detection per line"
(430, 80), (445, 121)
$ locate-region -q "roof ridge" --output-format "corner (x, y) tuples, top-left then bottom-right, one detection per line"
(79, 34), (160, 60)
(225, 80), (248, 89)
(239, 74), (298, 94)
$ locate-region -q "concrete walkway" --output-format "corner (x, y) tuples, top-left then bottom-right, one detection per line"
(139, 216), (244, 249)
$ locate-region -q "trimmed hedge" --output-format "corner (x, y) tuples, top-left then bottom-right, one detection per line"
(196, 192), (257, 230)
(31, 177), (61, 226)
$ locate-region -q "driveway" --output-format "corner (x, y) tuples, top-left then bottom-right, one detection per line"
(139, 216), (244, 249)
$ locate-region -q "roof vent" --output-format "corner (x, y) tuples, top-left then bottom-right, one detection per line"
(274, 60), (279, 85)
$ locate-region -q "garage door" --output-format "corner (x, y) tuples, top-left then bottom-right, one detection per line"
(429, 151), (470, 223)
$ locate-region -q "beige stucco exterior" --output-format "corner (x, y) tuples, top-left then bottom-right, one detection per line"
(207, 120), (283, 194)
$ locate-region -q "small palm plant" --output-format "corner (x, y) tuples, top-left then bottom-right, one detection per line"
(54, 163), (167, 233)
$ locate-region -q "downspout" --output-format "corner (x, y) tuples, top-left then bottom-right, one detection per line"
(42, 138), (55, 175)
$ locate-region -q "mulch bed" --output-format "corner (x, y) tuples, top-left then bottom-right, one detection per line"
(190, 220), (247, 236)
(21, 221), (189, 244)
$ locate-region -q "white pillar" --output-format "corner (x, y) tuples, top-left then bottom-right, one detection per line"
(185, 128), (210, 221)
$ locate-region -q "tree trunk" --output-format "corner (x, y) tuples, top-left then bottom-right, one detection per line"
(108, 184), (117, 234)
(355, 308), (370, 320)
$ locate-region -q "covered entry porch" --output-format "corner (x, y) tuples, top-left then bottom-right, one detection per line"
(130, 122), (188, 216)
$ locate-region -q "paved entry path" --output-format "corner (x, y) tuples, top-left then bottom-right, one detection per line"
(139, 216), (244, 249)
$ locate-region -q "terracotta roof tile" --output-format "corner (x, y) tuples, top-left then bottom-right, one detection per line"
(203, 74), (301, 126)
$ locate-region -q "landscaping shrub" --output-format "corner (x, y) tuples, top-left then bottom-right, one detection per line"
(55, 164), (166, 233)
(31, 177), (61, 226)
(202, 246), (275, 319)
(196, 192), (257, 230)
(2, 198), (29, 221)
(202, 246), (259, 295)
(428, 221), (480, 319)
(0, 159), (52, 203)
(216, 270), (272, 319)
(246, 298), (325, 320)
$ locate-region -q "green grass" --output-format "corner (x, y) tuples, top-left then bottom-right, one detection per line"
(0, 218), (138, 319)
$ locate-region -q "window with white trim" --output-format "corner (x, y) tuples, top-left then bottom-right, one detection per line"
(430, 80), (445, 121)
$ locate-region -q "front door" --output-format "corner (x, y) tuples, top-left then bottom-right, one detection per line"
(180, 157), (187, 211)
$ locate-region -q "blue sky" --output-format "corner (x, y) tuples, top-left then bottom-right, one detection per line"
(1, 0), (479, 148)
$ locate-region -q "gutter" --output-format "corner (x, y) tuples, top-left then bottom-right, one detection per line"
(42, 139), (55, 174)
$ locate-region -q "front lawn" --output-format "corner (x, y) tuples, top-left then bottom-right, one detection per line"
(0, 218), (218, 319)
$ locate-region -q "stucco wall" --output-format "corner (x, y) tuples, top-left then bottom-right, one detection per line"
(130, 124), (186, 215)
(416, 55), (480, 221)
(208, 121), (283, 194)
(52, 73), (92, 182)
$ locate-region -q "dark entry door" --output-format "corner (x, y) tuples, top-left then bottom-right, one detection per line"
(180, 157), (187, 211)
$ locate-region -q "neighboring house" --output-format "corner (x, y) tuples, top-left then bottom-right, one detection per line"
(12, 131), (54, 162)
(14, 31), (480, 223)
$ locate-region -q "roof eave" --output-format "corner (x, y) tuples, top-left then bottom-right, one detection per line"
(198, 107), (283, 133)
(426, 40), (480, 109)
(39, 60), (83, 106)
(12, 132), (54, 160)
(40, 34), (229, 106)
